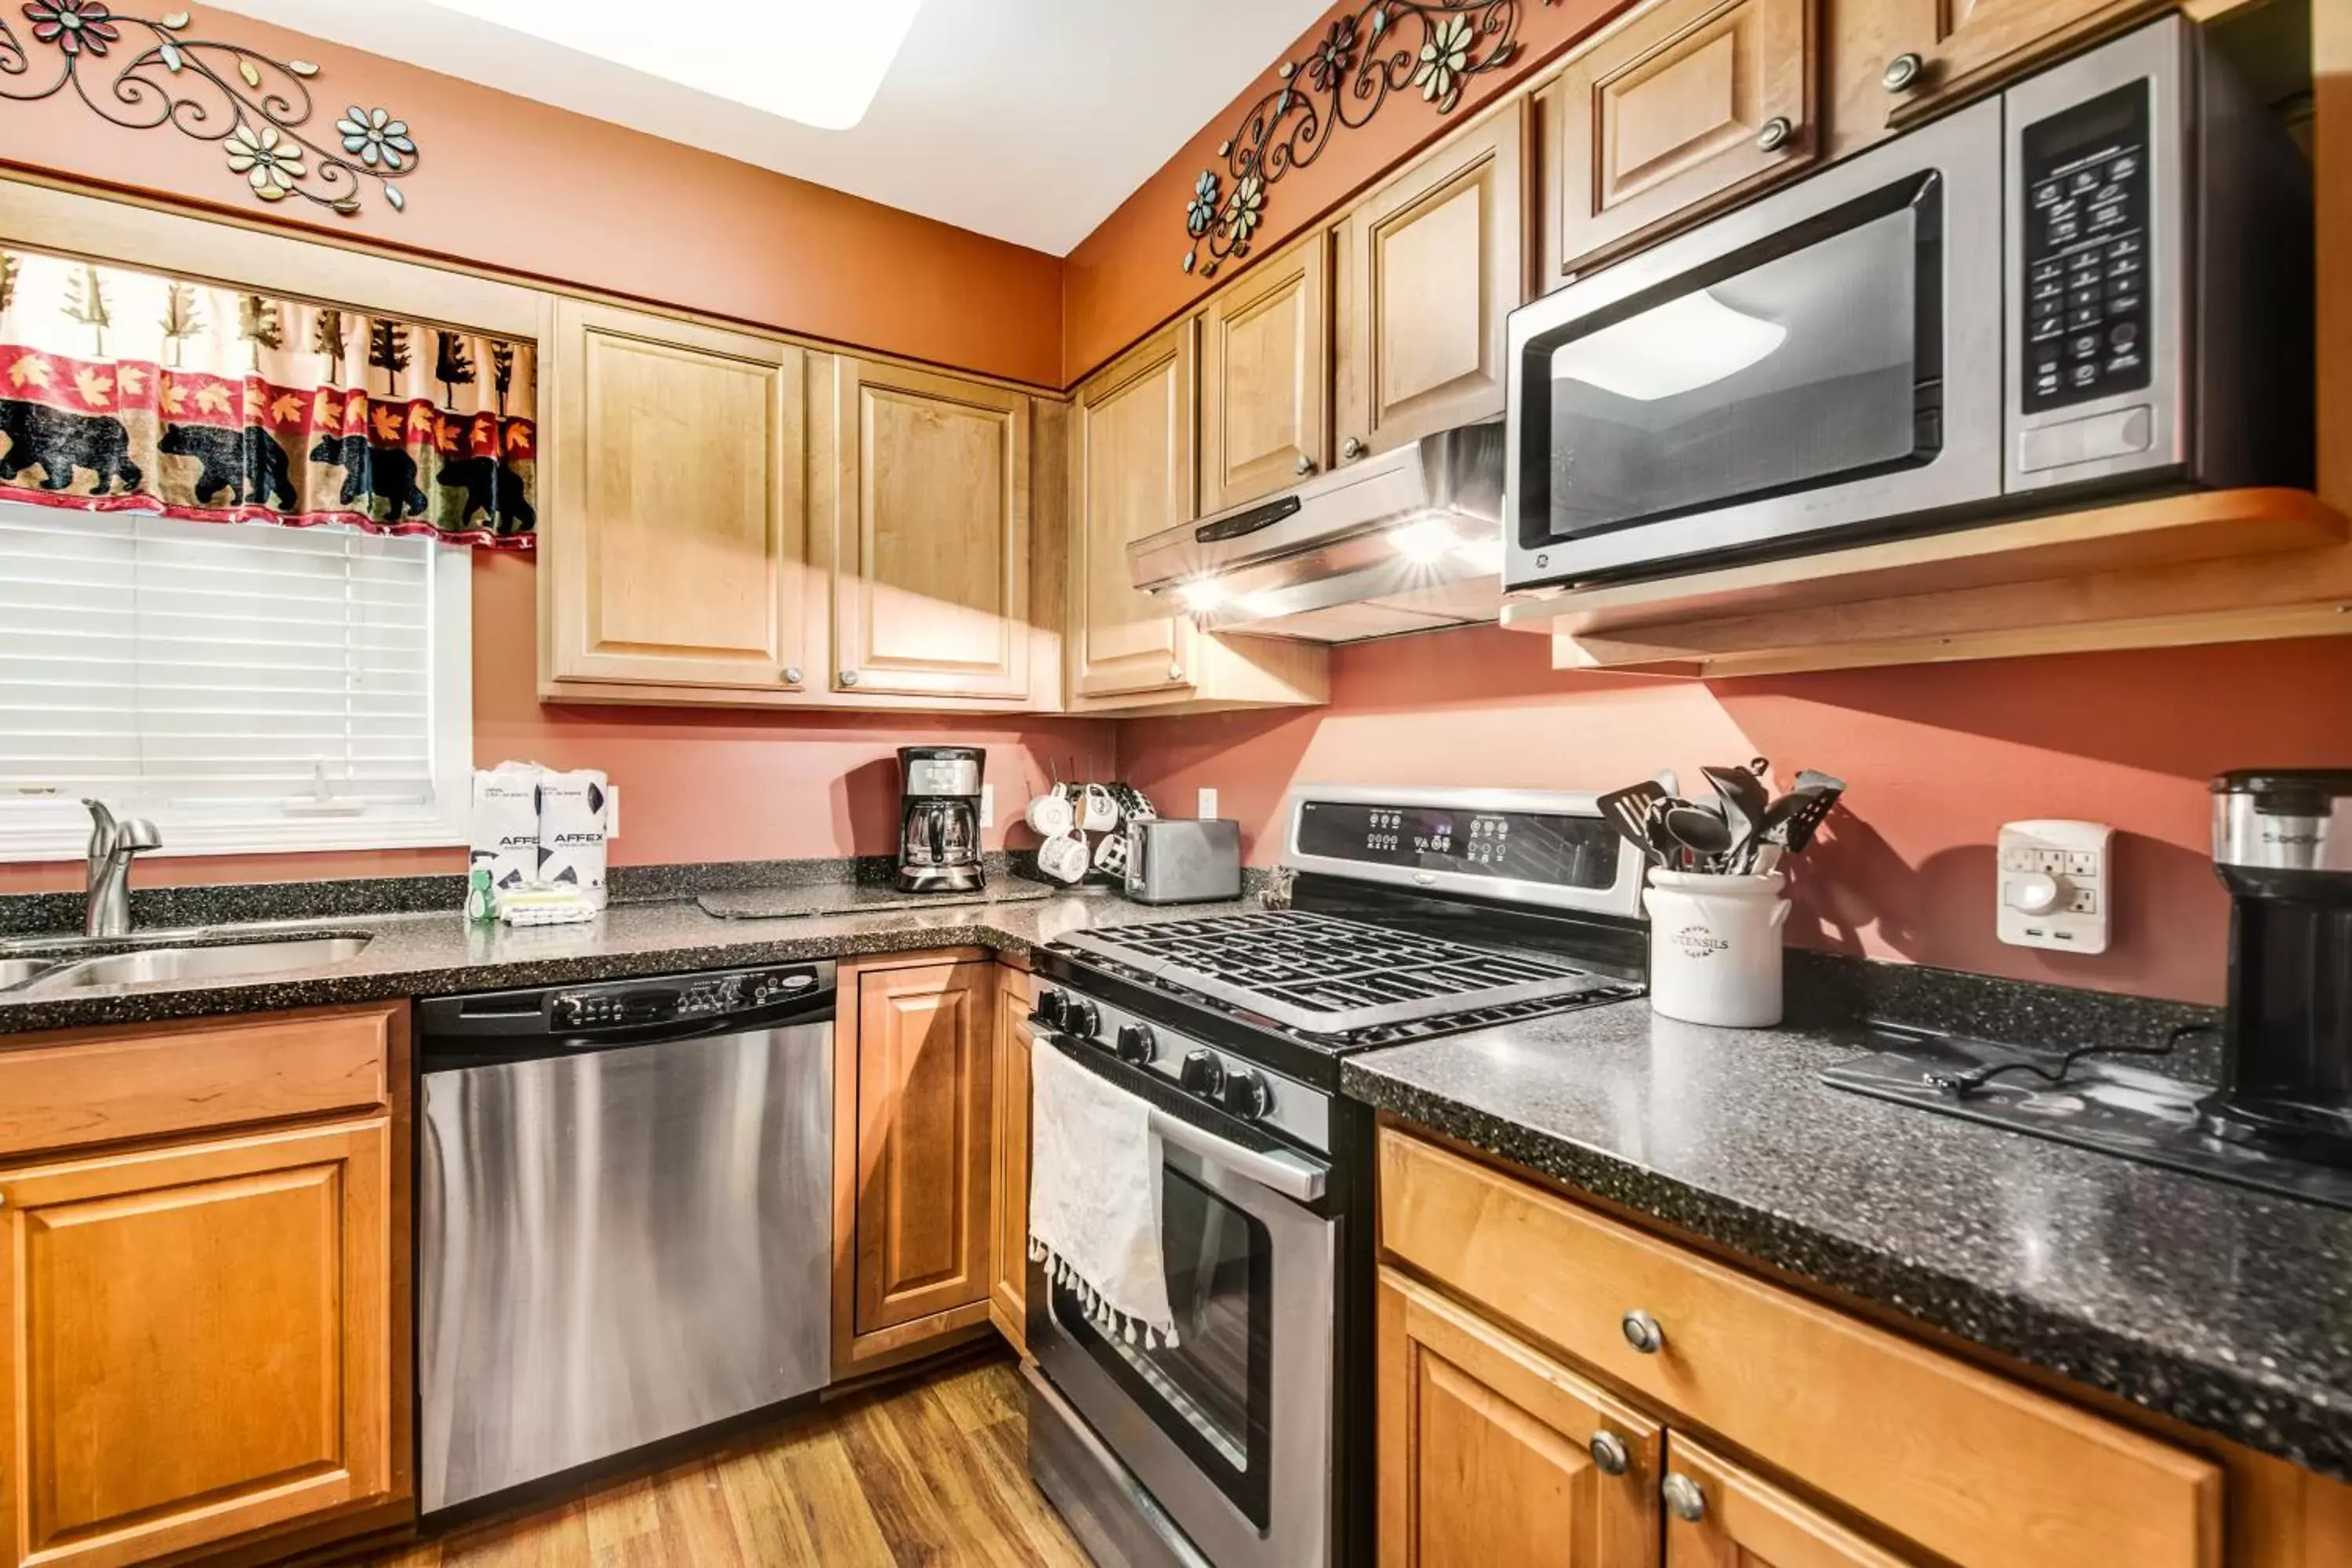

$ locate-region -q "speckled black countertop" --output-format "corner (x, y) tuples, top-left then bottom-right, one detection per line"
(0, 884), (1253, 1036)
(1345, 1004), (2352, 1481)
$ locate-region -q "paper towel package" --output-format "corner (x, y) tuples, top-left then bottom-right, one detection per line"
(536, 768), (615, 907)
(470, 764), (542, 893)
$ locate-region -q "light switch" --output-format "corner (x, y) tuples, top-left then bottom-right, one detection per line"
(1996, 820), (2112, 954)
(1198, 787), (1218, 820)
(979, 783), (995, 829)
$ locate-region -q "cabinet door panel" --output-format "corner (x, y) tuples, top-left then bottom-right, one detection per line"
(0, 1120), (392, 1568)
(1379, 1268), (1661, 1568)
(989, 968), (1036, 1356)
(855, 962), (996, 1335)
(546, 300), (808, 691)
(1338, 103), (1527, 460)
(830, 360), (1030, 700)
(1872, 0), (2162, 129)
(1550, 0), (1815, 278)
(1201, 234), (1330, 514)
(1663, 1434), (1911, 1568)
(1072, 323), (1200, 699)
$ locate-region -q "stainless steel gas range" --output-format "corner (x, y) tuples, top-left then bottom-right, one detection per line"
(1022, 786), (1650, 1568)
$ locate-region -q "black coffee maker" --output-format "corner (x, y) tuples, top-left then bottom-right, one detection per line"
(2201, 770), (2352, 1165)
(896, 746), (985, 895)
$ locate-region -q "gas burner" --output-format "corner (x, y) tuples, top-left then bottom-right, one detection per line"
(1054, 909), (1639, 1046)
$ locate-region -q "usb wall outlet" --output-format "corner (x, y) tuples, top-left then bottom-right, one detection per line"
(1996, 820), (2113, 953)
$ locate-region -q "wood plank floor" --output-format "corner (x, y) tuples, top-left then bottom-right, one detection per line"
(368, 1357), (1091, 1568)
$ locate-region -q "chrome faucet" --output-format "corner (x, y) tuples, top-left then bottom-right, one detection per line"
(82, 799), (161, 938)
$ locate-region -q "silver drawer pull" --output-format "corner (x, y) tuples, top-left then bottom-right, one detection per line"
(1588, 1431), (1630, 1476)
(1882, 52), (1925, 93)
(1755, 116), (1794, 152)
(1621, 1308), (1664, 1355)
(1662, 1472), (1706, 1524)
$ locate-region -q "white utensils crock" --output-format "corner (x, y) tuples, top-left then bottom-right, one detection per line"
(1643, 869), (1791, 1028)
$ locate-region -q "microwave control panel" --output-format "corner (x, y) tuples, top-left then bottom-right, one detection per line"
(2022, 80), (2153, 413)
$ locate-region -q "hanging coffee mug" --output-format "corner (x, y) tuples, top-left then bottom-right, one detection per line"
(1036, 833), (1091, 885)
(1078, 783), (1120, 834)
(1025, 791), (1076, 838)
(1091, 829), (1131, 878)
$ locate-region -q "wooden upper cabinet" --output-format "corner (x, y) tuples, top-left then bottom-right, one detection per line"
(1662, 1435), (1911, 1568)
(1337, 100), (1529, 463)
(1072, 322), (1200, 701)
(543, 299), (810, 692)
(1379, 1269), (1662, 1568)
(1861, 0), (2164, 134)
(1200, 230), (1331, 514)
(854, 961), (996, 1337)
(0, 1119), (394, 1568)
(1543, 0), (1817, 281)
(826, 358), (1032, 701)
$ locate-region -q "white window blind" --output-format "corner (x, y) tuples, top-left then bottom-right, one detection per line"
(0, 502), (471, 858)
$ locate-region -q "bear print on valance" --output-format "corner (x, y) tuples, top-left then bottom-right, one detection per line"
(0, 248), (535, 548)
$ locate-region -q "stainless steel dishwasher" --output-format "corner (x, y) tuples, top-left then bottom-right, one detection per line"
(415, 960), (834, 1517)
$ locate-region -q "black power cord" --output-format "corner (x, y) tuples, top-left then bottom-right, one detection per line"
(1924, 1021), (2220, 1098)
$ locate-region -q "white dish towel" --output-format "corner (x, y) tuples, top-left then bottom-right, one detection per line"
(1028, 1037), (1181, 1348)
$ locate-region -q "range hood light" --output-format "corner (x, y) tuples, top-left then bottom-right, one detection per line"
(1389, 517), (1460, 565)
(1551, 289), (1788, 402)
(1178, 579), (1229, 614)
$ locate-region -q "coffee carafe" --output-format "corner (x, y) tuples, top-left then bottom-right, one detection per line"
(2201, 770), (2352, 1165)
(897, 746), (985, 895)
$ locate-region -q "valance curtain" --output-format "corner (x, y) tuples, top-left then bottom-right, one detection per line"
(0, 248), (536, 548)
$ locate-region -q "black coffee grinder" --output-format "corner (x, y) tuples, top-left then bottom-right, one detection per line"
(2201, 770), (2352, 1165)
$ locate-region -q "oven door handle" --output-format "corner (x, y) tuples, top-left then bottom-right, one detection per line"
(1022, 1021), (1329, 1203)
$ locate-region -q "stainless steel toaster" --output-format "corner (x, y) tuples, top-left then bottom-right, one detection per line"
(1123, 818), (1243, 905)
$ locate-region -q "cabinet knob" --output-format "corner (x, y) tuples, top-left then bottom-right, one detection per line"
(838, 670), (860, 688)
(1662, 1472), (1707, 1524)
(782, 666), (803, 685)
(1588, 1431), (1631, 1476)
(1340, 436), (1366, 462)
(1294, 453), (1319, 477)
(1755, 115), (1795, 153)
(1621, 1308), (1664, 1355)
(1882, 52), (1926, 93)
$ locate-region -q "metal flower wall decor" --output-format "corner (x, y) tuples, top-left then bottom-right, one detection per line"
(0, 3), (420, 216)
(1183, 0), (1548, 278)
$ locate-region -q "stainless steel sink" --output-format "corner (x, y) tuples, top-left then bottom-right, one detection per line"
(0, 957), (56, 990)
(31, 935), (372, 990)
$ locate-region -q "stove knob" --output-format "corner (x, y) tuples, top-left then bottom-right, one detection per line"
(1178, 1049), (1228, 1101)
(1115, 1022), (1158, 1065)
(1065, 999), (1102, 1040)
(1221, 1069), (1273, 1122)
(1032, 989), (1067, 1029)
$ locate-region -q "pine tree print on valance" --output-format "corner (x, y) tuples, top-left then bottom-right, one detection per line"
(0, 249), (535, 547)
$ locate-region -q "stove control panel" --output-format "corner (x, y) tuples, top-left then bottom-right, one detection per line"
(1035, 986), (1330, 1154)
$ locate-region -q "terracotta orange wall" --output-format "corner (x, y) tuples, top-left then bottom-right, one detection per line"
(1113, 625), (2352, 1006)
(1062, 0), (1634, 382)
(0, 554), (1118, 895)
(0, 9), (1062, 385)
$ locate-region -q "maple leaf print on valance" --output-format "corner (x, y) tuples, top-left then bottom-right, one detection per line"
(0, 249), (535, 547)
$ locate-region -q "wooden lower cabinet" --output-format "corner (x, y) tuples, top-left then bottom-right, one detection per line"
(0, 1117), (394, 1568)
(1662, 1435), (1908, 1568)
(1379, 1268), (1663, 1567)
(989, 964), (1036, 1357)
(837, 955), (999, 1374)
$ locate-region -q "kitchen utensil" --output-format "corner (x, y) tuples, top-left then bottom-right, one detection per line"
(1664, 804), (1734, 870)
(1774, 775), (1846, 854)
(1646, 812), (1685, 871)
(1702, 764), (1769, 862)
(1598, 780), (1672, 862)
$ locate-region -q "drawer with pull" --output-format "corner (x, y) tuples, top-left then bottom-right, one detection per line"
(1377, 1127), (2222, 1568)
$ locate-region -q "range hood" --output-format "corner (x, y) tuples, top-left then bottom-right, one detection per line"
(1127, 423), (1506, 642)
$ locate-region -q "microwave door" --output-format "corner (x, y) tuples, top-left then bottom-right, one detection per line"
(1505, 95), (2005, 590)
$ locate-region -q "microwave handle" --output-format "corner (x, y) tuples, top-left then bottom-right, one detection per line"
(1020, 1021), (1328, 1203)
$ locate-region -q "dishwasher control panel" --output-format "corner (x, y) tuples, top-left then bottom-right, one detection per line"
(548, 965), (826, 1032)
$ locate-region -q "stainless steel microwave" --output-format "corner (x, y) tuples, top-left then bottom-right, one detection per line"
(1503, 16), (2310, 592)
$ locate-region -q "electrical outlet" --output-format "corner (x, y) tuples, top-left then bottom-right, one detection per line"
(979, 783), (995, 829)
(1198, 787), (1218, 820)
(1997, 820), (2113, 953)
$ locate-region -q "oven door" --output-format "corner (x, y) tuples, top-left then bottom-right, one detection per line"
(1029, 1040), (1337, 1568)
(1504, 93), (2005, 590)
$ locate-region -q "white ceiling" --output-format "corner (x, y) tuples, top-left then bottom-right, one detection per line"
(208, 0), (1334, 255)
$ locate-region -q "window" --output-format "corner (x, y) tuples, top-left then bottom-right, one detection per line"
(0, 502), (471, 860)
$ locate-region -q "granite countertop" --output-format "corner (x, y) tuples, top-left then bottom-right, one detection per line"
(0, 884), (1250, 1036)
(1344, 1003), (2352, 1481)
